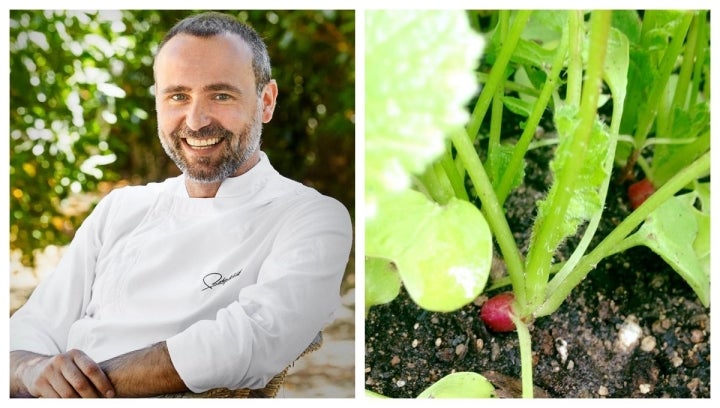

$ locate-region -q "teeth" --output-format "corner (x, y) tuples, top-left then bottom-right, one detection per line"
(186, 137), (222, 148)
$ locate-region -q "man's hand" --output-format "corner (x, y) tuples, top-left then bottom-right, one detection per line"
(11, 342), (188, 398)
(10, 349), (116, 398)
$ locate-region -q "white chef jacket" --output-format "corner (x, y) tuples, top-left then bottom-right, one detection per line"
(9, 152), (353, 392)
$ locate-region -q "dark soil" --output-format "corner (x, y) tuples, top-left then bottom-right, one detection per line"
(364, 142), (710, 398)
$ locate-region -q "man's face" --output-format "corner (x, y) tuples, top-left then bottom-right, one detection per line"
(154, 33), (276, 182)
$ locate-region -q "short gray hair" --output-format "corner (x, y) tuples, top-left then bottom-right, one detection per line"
(156, 11), (272, 94)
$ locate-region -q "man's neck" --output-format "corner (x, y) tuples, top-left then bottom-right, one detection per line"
(185, 180), (223, 198)
(184, 152), (261, 198)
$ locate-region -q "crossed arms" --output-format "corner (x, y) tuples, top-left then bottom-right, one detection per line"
(10, 342), (186, 398)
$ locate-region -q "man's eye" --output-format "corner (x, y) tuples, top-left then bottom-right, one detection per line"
(171, 94), (187, 102)
(214, 94), (232, 101)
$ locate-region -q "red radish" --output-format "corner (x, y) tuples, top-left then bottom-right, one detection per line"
(480, 292), (516, 332)
(627, 178), (655, 210)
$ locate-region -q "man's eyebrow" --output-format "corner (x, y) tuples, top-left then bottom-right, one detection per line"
(203, 83), (244, 94)
(159, 83), (244, 95)
(160, 85), (191, 94)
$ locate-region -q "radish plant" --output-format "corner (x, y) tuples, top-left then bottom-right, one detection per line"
(365, 10), (709, 398)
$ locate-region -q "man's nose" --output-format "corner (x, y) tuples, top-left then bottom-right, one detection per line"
(185, 100), (212, 131)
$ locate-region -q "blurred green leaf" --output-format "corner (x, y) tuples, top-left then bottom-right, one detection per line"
(367, 190), (493, 312)
(365, 10), (484, 197)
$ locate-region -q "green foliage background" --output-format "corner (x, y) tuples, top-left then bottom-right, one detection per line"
(10, 10), (355, 266)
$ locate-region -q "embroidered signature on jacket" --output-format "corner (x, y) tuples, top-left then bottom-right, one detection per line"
(202, 270), (243, 291)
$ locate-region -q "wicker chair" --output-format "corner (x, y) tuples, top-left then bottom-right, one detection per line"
(159, 332), (323, 398)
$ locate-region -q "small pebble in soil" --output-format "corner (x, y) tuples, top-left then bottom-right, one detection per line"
(554, 338), (568, 364)
(660, 318), (672, 331)
(689, 313), (709, 329)
(491, 342), (500, 361)
(684, 349), (701, 368)
(690, 329), (704, 344)
(639, 383), (651, 394)
(671, 353), (683, 368)
(617, 316), (642, 352)
(598, 385), (609, 396)
(640, 335), (657, 352)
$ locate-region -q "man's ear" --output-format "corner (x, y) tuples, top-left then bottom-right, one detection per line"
(261, 79), (278, 123)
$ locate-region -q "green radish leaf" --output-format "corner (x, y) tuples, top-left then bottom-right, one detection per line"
(510, 38), (557, 70)
(632, 192), (709, 306)
(513, 66), (539, 106)
(618, 43), (657, 146)
(618, 10), (667, 141)
(643, 10), (688, 45)
(484, 12), (560, 71)
(611, 10), (642, 44)
(603, 27), (629, 114)
(533, 106), (611, 247)
(488, 143), (524, 192)
(502, 96), (533, 117)
(652, 101), (710, 186)
(691, 183), (709, 273)
(417, 372), (496, 398)
(366, 190), (493, 312)
(522, 10), (567, 43)
(364, 257), (402, 317)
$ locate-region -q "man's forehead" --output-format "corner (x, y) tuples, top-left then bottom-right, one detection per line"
(154, 32), (255, 87)
(156, 32), (253, 63)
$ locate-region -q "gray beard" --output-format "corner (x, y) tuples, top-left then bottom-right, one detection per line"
(159, 102), (263, 184)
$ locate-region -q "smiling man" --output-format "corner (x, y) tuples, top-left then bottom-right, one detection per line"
(154, 18), (274, 198)
(9, 12), (353, 398)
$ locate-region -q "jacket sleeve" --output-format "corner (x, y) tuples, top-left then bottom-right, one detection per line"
(9, 191), (118, 355)
(166, 195), (353, 392)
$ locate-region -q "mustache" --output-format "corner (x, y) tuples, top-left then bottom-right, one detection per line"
(171, 123), (234, 139)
